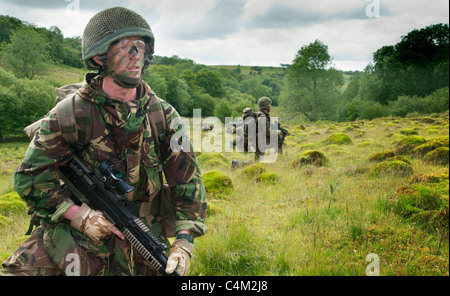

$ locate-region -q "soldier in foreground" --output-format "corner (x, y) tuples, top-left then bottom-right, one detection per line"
(0, 7), (206, 276)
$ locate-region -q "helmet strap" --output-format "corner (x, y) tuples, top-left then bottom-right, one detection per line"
(111, 72), (143, 89)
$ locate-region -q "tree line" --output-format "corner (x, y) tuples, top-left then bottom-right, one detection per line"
(280, 23), (449, 122)
(1, 15), (84, 78)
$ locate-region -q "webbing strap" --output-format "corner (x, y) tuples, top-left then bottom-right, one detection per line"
(55, 95), (78, 144)
(148, 94), (168, 147)
(55, 93), (93, 149)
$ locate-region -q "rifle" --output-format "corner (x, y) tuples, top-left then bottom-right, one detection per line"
(58, 155), (180, 276)
(278, 122), (293, 138)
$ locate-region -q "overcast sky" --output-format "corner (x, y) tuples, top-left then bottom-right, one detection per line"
(1, 0), (448, 71)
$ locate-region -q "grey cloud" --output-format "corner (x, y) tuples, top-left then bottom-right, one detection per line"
(166, 0), (246, 40)
(0, 0), (154, 14)
(247, 2), (392, 29)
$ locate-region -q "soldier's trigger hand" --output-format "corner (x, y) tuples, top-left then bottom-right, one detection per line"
(70, 203), (117, 244)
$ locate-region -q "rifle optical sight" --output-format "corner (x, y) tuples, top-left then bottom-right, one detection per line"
(97, 162), (133, 199)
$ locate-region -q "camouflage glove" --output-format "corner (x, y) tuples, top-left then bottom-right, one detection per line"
(70, 203), (114, 245)
(165, 239), (193, 276)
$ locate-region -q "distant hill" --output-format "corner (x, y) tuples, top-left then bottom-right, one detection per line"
(209, 65), (288, 76)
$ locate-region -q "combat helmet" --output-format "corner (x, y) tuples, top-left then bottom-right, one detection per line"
(258, 97), (272, 110)
(82, 7), (155, 73)
(243, 108), (253, 115)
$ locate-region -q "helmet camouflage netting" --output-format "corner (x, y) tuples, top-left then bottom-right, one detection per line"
(82, 6), (155, 70)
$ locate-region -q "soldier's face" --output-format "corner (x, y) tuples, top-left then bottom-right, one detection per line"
(107, 37), (146, 78)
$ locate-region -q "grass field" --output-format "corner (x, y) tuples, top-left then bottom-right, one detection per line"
(0, 113), (448, 276)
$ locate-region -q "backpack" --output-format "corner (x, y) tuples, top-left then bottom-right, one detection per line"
(24, 83), (169, 155)
(23, 83), (175, 236)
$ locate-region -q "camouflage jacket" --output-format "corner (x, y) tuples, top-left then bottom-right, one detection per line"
(14, 75), (207, 243)
(256, 110), (272, 142)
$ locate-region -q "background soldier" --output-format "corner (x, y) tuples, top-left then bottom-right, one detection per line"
(254, 96), (280, 160)
(0, 7), (206, 276)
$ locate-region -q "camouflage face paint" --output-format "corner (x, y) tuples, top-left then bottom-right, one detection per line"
(107, 38), (147, 88)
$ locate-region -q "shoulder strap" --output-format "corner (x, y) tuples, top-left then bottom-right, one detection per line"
(55, 92), (93, 151)
(148, 94), (169, 157)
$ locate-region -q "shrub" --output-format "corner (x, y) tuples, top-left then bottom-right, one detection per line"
(368, 150), (396, 162)
(291, 150), (329, 168)
(369, 160), (414, 177)
(424, 147), (449, 166)
(214, 100), (232, 123)
(411, 136), (449, 157)
(321, 133), (352, 146)
(358, 100), (389, 120)
(255, 172), (280, 185)
(202, 170), (233, 199)
(0, 192), (27, 215)
(197, 153), (229, 168)
(395, 135), (428, 155)
(386, 155), (411, 165)
(399, 128), (419, 136)
(386, 174), (449, 233)
(241, 163), (266, 177)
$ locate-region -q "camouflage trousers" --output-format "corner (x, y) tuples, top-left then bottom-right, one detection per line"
(0, 221), (164, 276)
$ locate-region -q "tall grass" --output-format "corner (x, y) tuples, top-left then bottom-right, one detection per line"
(190, 113), (449, 276)
(1, 113), (448, 276)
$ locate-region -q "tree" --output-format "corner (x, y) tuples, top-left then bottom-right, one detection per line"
(281, 40), (344, 121)
(195, 69), (226, 98)
(372, 23), (449, 102)
(0, 87), (17, 141)
(1, 27), (49, 79)
(240, 77), (273, 102)
(215, 100), (232, 123)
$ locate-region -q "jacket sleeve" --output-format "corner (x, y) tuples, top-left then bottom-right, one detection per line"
(14, 109), (75, 222)
(159, 102), (207, 238)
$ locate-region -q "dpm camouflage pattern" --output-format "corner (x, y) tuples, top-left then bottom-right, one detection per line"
(1, 75), (207, 276)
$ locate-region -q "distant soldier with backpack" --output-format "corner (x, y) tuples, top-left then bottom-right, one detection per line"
(231, 97), (282, 168)
(0, 7), (206, 276)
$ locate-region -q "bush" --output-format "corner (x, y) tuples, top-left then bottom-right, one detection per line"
(255, 172), (280, 185)
(399, 128), (419, 136)
(0, 192), (27, 215)
(291, 150), (329, 168)
(214, 100), (232, 123)
(387, 174), (449, 233)
(388, 87), (450, 117)
(197, 153), (229, 168)
(368, 150), (396, 162)
(411, 136), (449, 157)
(241, 163), (266, 177)
(202, 170), (233, 199)
(386, 155), (411, 165)
(395, 135), (428, 155)
(369, 160), (414, 177)
(358, 100), (389, 120)
(321, 133), (353, 145)
(424, 147), (449, 166)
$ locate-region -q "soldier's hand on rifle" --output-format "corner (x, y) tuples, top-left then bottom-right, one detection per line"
(165, 233), (194, 276)
(64, 204), (125, 244)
